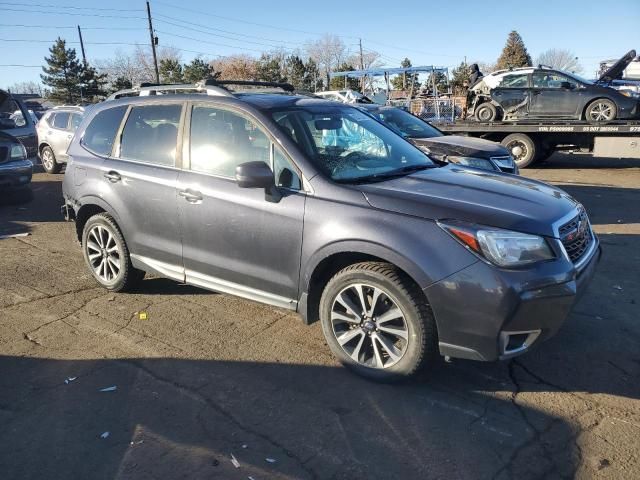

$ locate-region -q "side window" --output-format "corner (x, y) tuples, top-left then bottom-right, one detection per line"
(190, 106), (270, 177)
(273, 146), (301, 190)
(52, 112), (70, 129)
(498, 74), (529, 88)
(119, 104), (182, 166)
(70, 113), (82, 132)
(81, 105), (127, 156)
(533, 72), (575, 89)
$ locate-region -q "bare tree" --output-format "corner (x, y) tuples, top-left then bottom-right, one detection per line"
(97, 45), (183, 86)
(305, 34), (347, 89)
(7, 81), (44, 95)
(211, 54), (257, 80)
(349, 50), (382, 92)
(535, 49), (583, 73)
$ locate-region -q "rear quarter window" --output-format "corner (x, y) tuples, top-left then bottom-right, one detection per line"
(81, 106), (127, 157)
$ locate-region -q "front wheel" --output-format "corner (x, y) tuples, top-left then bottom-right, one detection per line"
(319, 262), (438, 381)
(585, 99), (617, 124)
(82, 213), (144, 292)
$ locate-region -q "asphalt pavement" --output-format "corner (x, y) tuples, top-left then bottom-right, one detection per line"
(0, 154), (638, 479)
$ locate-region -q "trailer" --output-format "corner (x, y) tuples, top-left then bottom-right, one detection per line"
(436, 120), (640, 168)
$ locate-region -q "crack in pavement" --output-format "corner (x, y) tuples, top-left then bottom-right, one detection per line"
(1, 286), (100, 311)
(117, 359), (318, 480)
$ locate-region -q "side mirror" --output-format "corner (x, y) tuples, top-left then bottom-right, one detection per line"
(235, 161), (274, 189)
(560, 81), (574, 90)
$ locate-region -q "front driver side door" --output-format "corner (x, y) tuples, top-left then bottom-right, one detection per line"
(529, 72), (582, 117)
(177, 103), (306, 309)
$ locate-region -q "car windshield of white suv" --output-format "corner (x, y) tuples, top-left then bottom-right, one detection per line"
(272, 106), (435, 182)
(372, 108), (443, 139)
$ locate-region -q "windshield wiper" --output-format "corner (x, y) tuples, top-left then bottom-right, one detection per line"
(339, 164), (436, 184)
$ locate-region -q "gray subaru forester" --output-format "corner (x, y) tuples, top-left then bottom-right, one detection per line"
(62, 81), (600, 381)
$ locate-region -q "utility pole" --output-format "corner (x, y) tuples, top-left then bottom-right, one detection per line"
(359, 38), (364, 92)
(146, 1), (160, 83)
(77, 25), (87, 66)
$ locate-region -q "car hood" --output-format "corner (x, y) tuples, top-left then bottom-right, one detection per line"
(357, 165), (579, 237)
(410, 135), (508, 159)
(598, 50), (637, 83)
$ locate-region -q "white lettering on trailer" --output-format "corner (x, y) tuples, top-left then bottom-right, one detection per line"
(583, 126), (620, 132)
(538, 126), (575, 132)
(630, 126), (640, 132)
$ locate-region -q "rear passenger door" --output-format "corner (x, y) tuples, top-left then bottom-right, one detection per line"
(49, 111), (73, 161)
(177, 103), (306, 306)
(101, 102), (185, 279)
(491, 73), (531, 115)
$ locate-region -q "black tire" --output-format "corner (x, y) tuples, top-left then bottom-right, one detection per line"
(501, 133), (538, 168)
(585, 99), (617, 124)
(475, 102), (498, 122)
(81, 213), (144, 292)
(319, 262), (438, 381)
(40, 146), (61, 174)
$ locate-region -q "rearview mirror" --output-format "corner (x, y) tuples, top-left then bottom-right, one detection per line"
(235, 161), (274, 189)
(314, 118), (342, 130)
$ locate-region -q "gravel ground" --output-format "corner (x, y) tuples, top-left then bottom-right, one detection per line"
(0, 153), (638, 479)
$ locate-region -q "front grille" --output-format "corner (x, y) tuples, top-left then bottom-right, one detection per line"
(559, 209), (593, 263)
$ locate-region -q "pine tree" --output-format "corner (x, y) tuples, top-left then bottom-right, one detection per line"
(496, 31), (532, 70)
(450, 61), (471, 94)
(183, 58), (217, 83)
(391, 58), (420, 91)
(329, 63), (359, 90)
(303, 58), (322, 92)
(284, 55), (307, 90)
(255, 53), (285, 82)
(110, 76), (133, 93)
(40, 38), (84, 104)
(159, 58), (184, 83)
(424, 71), (448, 95)
(79, 64), (107, 100)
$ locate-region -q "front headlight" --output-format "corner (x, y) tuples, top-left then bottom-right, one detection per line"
(439, 221), (555, 267)
(445, 155), (498, 172)
(10, 143), (27, 161)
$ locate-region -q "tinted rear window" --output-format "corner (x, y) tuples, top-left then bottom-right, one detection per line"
(52, 112), (70, 129)
(81, 106), (127, 156)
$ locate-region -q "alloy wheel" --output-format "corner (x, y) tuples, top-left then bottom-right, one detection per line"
(41, 149), (53, 171)
(330, 283), (409, 369)
(86, 225), (122, 282)
(589, 102), (614, 122)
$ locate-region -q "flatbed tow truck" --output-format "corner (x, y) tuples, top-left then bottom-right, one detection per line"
(436, 120), (640, 168)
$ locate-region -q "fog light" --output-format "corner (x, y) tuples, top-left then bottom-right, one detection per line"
(499, 330), (541, 358)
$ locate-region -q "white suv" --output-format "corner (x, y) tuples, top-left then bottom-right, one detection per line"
(37, 106), (85, 173)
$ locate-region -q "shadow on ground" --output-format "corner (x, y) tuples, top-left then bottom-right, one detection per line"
(0, 355), (582, 480)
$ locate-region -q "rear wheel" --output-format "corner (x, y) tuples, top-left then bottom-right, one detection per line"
(475, 102), (498, 122)
(319, 262), (438, 381)
(585, 99), (617, 124)
(501, 133), (538, 168)
(40, 146), (61, 174)
(82, 213), (144, 292)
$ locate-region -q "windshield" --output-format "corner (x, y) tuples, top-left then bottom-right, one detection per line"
(271, 105), (435, 182)
(371, 108), (443, 139)
(562, 71), (593, 85)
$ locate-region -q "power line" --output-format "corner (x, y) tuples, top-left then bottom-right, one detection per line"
(0, 1), (141, 11)
(0, 23), (140, 30)
(156, 31), (277, 54)
(154, 15), (301, 47)
(1, 7), (146, 19)
(0, 38), (147, 46)
(0, 64), (42, 67)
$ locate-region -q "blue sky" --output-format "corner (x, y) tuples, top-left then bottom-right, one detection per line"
(1, 0), (639, 88)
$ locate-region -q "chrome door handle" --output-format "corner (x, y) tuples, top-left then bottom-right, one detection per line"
(178, 189), (203, 203)
(103, 171), (121, 183)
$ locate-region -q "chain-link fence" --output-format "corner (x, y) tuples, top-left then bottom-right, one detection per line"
(388, 96), (466, 123)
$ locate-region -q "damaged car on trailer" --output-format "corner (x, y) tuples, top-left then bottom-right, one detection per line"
(467, 50), (640, 124)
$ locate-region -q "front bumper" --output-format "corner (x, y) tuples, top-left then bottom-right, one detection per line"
(0, 159), (33, 188)
(426, 239), (601, 362)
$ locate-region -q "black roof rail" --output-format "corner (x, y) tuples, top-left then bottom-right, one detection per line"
(204, 79), (295, 92)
